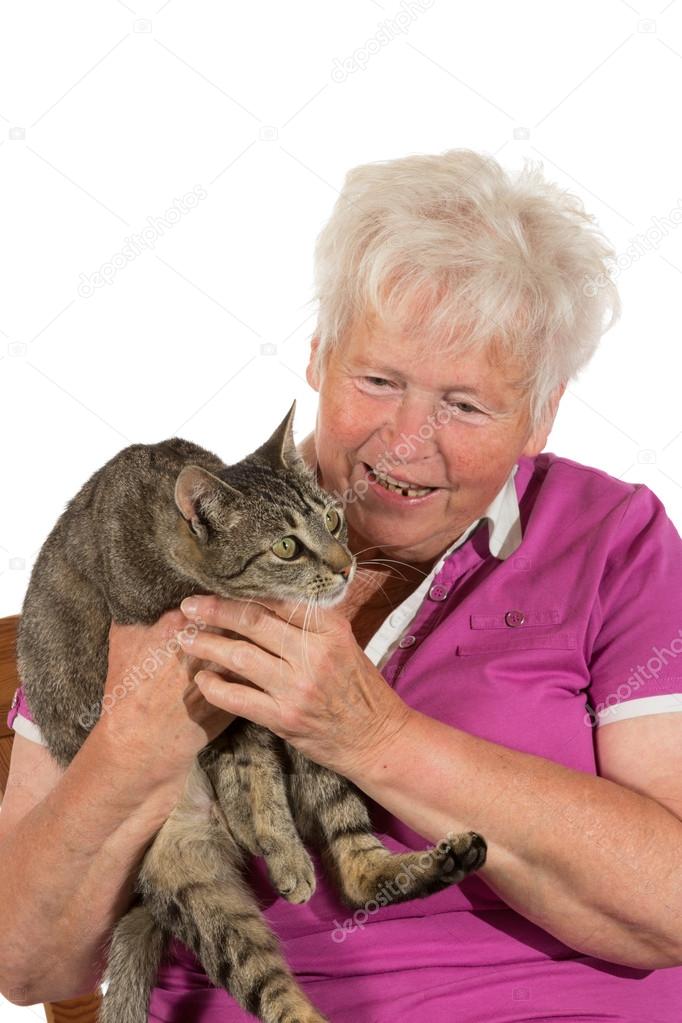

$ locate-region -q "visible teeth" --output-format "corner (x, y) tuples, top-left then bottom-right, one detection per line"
(370, 466), (435, 496)
(373, 472), (433, 497)
(379, 469), (417, 488)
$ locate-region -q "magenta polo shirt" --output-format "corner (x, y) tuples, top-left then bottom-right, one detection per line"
(7, 451), (682, 1022)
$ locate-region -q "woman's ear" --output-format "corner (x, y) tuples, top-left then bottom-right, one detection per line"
(306, 336), (322, 391)
(521, 382), (566, 457)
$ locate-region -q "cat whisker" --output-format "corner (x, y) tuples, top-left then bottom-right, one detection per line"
(359, 557), (428, 579)
(301, 598), (316, 683)
(353, 561), (409, 583)
(352, 570), (395, 606)
(281, 596), (305, 682)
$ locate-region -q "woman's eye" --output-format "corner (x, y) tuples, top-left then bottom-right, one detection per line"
(450, 401), (482, 415)
(366, 380), (482, 415)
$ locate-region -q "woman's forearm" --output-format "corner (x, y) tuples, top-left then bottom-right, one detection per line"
(0, 723), (188, 1006)
(346, 708), (682, 971)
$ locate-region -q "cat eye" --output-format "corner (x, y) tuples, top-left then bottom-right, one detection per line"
(325, 507), (341, 533)
(272, 536), (300, 560)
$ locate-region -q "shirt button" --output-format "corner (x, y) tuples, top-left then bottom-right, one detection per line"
(429, 585), (448, 601)
(389, 607), (412, 628)
(399, 634), (416, 648)
(505, 609), (526, 627)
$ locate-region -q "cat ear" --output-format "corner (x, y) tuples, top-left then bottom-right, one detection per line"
(249, 400), (301, 470)
(175, 465), (242, 543)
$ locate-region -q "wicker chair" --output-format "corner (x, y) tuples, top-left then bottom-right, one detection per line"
(0, 614), (102, 1023)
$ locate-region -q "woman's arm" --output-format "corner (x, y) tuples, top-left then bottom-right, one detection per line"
(0, 728), (188, 1005)
(178, 595), (682, 974)
(343, 708), (682, 971)
(0, 609), (234, 1006)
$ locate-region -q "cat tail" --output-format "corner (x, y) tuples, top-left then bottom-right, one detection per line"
(100, 903), (167, 1023)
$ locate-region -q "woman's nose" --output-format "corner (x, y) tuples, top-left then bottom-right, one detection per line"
(380, 394), (439, 460)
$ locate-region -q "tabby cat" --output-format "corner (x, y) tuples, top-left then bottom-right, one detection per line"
(18, 400), (487, 1023)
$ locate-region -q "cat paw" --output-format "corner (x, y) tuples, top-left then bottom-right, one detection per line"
(436, 830), (487, 880)
(370, 830), (488, 902)
(277, 873), (316, 904)
(266, 847), (316, 904)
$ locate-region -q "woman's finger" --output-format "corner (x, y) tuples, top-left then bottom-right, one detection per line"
(179, 629), (292, 694)
(180, 595), (331, 658)
(194, 670), (278, 729)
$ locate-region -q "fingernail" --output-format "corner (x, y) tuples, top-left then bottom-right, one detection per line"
(181, 597), (199, 615)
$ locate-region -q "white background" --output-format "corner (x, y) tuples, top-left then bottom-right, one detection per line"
(1, 0), (682, 1017)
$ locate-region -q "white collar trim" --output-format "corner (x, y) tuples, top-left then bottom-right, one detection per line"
(427, 462), (522, 576)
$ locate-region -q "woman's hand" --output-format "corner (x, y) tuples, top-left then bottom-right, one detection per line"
(177, 595), (413, 776)
(96, 609), (237, 788)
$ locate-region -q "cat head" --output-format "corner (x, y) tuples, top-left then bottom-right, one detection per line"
(173, 401), (355, 606)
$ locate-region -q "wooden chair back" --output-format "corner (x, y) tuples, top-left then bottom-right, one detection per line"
(0, 614), (102, 1023)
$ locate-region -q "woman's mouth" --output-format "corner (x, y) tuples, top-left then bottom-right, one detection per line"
(361, 463), (442, 505)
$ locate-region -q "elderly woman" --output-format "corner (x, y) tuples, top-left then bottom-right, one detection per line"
(2, 149), (682, 1023)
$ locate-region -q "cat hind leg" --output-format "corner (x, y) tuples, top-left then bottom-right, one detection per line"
(150, 880), (329, 1023)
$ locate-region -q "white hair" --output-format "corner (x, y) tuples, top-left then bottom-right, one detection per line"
(308, 148), (621, 432)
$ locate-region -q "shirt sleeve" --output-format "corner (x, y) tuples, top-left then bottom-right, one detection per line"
(586, 483), (682, 726)
(6, 684), (48, 745)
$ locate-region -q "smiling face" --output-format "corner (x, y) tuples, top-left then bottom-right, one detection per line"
(305, 315), (563, 568)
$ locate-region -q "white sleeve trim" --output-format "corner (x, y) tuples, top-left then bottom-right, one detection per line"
(595, 693), (682, 726)
(10, 712), (48, 745)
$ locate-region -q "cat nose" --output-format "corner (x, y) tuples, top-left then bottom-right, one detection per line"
(339, 564), (352, 580)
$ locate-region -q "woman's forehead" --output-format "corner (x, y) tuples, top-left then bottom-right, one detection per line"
(337, 320), (527, 397)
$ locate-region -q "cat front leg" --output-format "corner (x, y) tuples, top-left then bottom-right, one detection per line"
(201, 724), (316, 904)
(286, 747), (487, 908)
